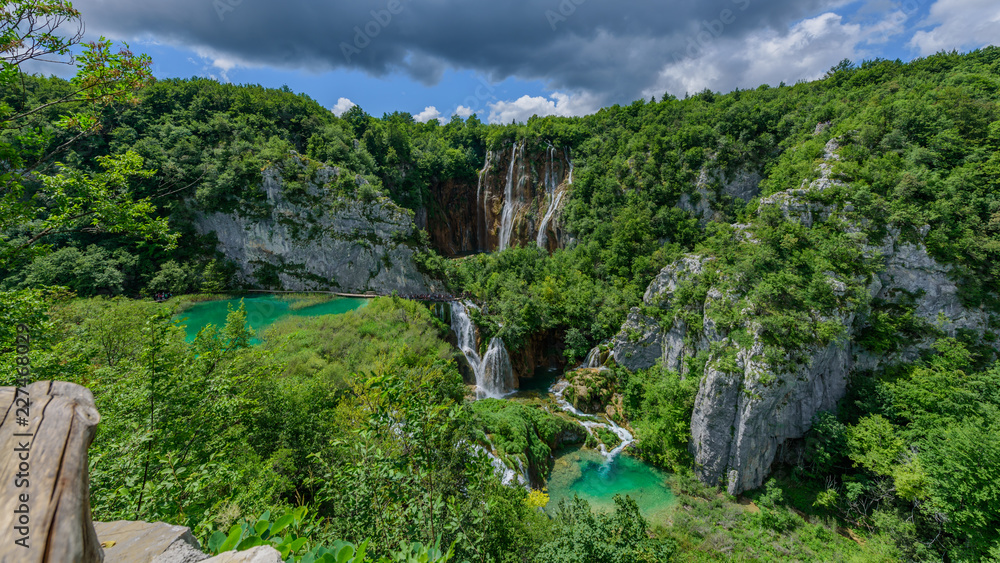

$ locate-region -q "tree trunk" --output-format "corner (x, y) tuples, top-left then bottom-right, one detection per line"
(0, 381), (103, 562)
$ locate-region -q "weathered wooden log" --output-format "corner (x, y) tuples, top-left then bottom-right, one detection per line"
(0, 381), (103, 563)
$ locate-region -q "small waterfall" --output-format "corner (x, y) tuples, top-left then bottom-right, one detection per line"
(451, 301), (483, 378)
(473, 443), (528, 487)
(480, 337), (515, 398)
(549, 378), (634, 463)
(498, 141), (521, 251)
(451, 301), (515, 399)
(581, 346), (604, 369)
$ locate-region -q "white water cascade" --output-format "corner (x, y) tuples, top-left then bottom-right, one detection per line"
(581, 345), (604, 369)
(450, 301), (516, 399)
(451, 300), (482, 375)
(549, 379), (634, 463)
(536, 144), (564, 249)
(497, 141), (521, 251)
(480, 337), (516, 398)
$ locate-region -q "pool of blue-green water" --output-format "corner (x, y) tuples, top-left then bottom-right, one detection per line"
(545, 446), (675, 523)
(176, 295), (367, 343)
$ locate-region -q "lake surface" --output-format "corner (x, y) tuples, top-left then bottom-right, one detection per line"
(177, 295), (367, 343)
(545, 447), (675, 524)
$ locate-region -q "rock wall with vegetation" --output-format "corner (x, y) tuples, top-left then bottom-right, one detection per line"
(194, 158), (434, 293)
(612, 138), (992, 494)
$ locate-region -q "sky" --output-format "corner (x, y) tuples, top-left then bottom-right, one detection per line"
(27, 0), (1000, 124)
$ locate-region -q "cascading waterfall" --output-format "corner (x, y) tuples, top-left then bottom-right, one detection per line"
(550, 379), (634, 463)
(581, 345), (603, 369)
(480, 337), (515, 398)
(473, 442), (528, 487)
(450, 301), (515, 399)
(451, 301), (483, 375)
(497, 141), (521, 251)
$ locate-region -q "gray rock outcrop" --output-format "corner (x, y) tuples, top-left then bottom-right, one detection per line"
(611, 137), (990, 494)
(95, 520), (207, 563)
(678, 166), (762, 225)
(94, 520), (283, 563)
(193, 159), (435, 293)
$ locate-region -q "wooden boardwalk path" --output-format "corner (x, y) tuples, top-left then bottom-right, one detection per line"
(244, 289), (461, 302)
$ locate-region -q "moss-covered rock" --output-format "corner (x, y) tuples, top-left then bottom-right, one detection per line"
(563, 368), (616, 414)
(472, 399), (585, 484)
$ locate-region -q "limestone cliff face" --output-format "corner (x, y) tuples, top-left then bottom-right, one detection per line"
(422, 177), (480, 256)
(193, 161), (435, 293)
(677, 166), (762, 226)
(611, 138), (989, 494)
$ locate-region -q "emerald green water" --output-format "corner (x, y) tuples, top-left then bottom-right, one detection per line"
(176, 295), (367, 343)
(545, 447), (675, 523)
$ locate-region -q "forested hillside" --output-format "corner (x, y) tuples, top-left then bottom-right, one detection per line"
(3, 15), (1000, 560)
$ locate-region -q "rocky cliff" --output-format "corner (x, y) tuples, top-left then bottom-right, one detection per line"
(610, 138), (990, 494)
(677, 166), (762, 226)
(193, 158), (436, 293)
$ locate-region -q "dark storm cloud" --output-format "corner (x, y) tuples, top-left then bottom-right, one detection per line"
(73, 0), (849, 103)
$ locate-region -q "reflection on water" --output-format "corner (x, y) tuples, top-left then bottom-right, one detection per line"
(545, 446), (675, 523)
(176, 295), (367, 343)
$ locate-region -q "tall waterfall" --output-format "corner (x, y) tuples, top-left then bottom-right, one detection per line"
(536, 191), (564, 249)
(450, 301), (515, 398)
(476, 151), (493, 251)
(497, 141), (521, 251)
(536, 144), (564, 249)
(565, 147), (574, 185)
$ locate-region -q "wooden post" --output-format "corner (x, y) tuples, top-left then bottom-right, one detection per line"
(0, 381), (103, 563)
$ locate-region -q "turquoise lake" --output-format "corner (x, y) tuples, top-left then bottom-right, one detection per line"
(176, 295), (367, 343)
(545, 446), (675, 523)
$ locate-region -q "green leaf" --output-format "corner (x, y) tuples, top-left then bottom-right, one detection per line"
(334, 544), (355, 563)
(207, 531), (227, 554)
(219, 526), (242, 553)
(290, 537), (308, 553)
(271, 514), (295, 535)
(237, 536), (263, 550)
(354, 539), (369, 563)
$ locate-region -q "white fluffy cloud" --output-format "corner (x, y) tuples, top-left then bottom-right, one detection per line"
(645, 12), (869, 98)
(331, 97), (357, 116)
(909, 0), (1000, 56)
(485, 92), (601, 124)
(414, 106), (444, 123)
(454, 105), (475, 119)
